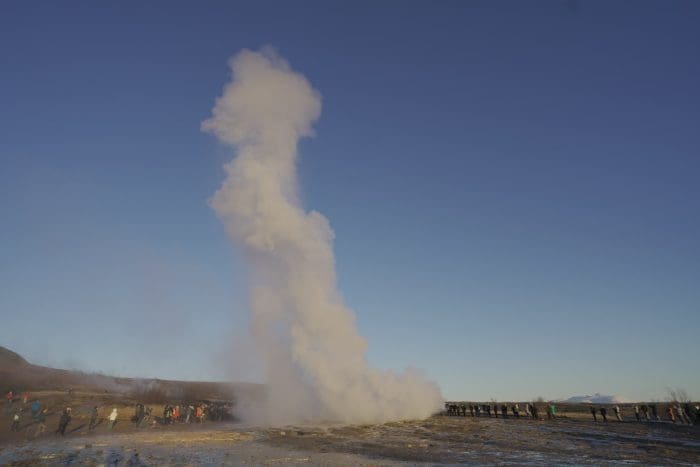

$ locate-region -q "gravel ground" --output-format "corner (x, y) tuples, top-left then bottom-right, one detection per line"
(1, 415), (699, 465)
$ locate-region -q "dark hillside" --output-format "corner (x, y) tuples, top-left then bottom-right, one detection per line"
(0, 346), (29, 367)
(0, 345), (263, 404)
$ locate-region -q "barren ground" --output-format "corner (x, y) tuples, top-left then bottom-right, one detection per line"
(1, 348), (698, 465)
(2, 407), (699, 465)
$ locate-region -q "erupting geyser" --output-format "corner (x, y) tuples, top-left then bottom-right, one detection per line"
(203, 47), (443, 424)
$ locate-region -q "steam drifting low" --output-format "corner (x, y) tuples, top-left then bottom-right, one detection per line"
(203, 48), (443, 424)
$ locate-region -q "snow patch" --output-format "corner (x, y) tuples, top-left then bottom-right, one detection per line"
(562, 393), (629, 404)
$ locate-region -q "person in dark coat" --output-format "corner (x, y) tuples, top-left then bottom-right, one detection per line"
(35, 409), (47, 437)
(56, 408), (71, 436)
(89, 406), (99, 430)
(600, 407), (608, 422)
(590, 405), (598, 422)
(684, 403), (694, 424)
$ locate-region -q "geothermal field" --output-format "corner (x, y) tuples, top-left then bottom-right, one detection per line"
(1, 390), (699, 465)
(2, 347), (700, 465)
(4, 3), (700, 465)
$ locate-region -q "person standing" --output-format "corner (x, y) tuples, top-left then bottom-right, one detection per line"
(501, 404), (508, 419)
(133, 404), (144, 425)
(108, 408), (118, 430)
(10, 411), (21, 431)
(89, 406), (99, 430)
(650, 404), (659, 421)
(600, 407), (608, 423)
(139, 406), (152, 427)
(35, 409), (47, 438)
(56, 408), (71, 436)
(614, 405), (622, 421)
(641, 405), (649, 421)
(31, 400), (41, 418)
(677, 405), (690, 425)
(683, 403), (693, 425)
(531, 404), (539, 420)
(634, 405), (641, 422)
(590, 405), (598, 422)
(667, 405), (675, 423)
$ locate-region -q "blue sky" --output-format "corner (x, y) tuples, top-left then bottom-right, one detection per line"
(1, 0), (698, 402)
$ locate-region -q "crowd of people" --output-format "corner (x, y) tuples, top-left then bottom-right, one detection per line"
(445, 402), (557, 420)
(5, 388), (233, 439)
(444, 401), (700, 425)
(589, 403), (698, 425)
(5, 390), (52, 437)
(157, 401), (230, 425)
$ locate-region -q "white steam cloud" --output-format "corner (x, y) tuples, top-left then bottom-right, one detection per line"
(203, 47), (443, 424)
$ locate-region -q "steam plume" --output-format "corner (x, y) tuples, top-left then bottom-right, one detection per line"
(203, 48), (443, 423)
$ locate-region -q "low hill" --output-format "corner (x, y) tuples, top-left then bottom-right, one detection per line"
(0, 345), (263, 404)
(0, 346), (29, 367)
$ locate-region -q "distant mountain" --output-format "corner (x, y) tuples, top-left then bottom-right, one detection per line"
(562, 393), (629, 404)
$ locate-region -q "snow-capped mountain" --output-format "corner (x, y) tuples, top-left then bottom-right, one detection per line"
(562, 393), (629, 404)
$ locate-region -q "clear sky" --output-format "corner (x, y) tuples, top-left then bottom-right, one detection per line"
(1, 1), (698, 402)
